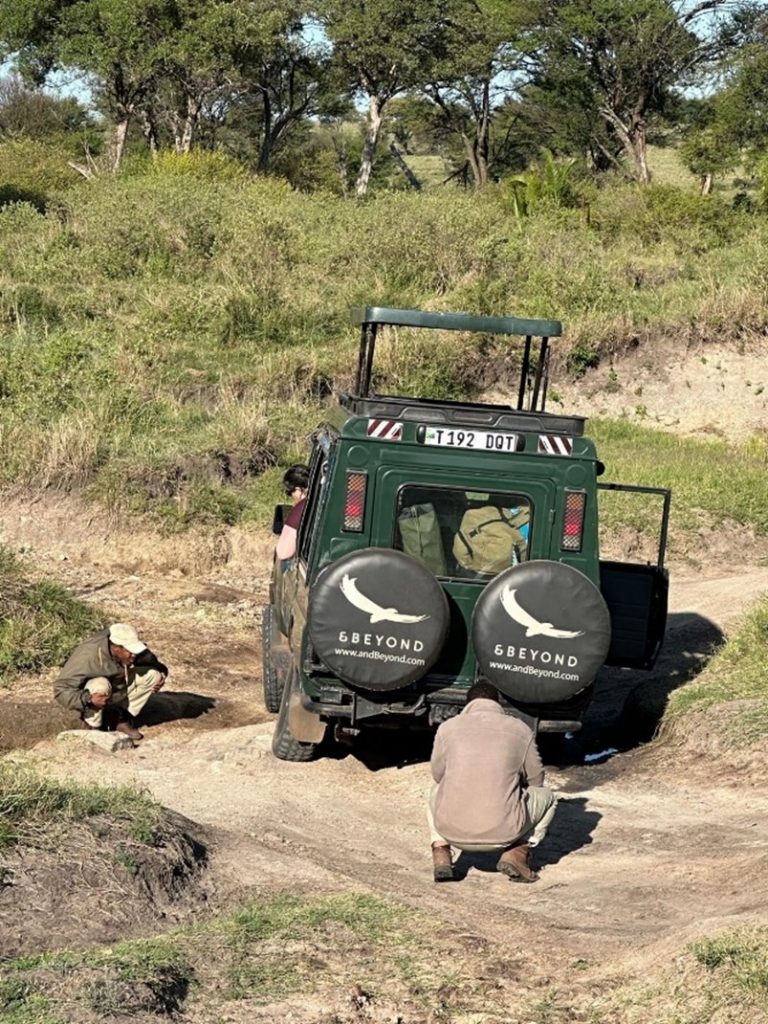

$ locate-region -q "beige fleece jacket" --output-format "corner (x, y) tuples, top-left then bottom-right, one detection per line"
(430, 698), (545, 845)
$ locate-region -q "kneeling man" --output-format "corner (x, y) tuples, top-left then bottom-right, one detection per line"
(428, 681), (557, 883)
(54, 623), (168, 742)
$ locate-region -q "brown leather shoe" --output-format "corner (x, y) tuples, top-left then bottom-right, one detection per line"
(497, 843), (539, 883)
(432, 843), (454, 882)
(115, 720), (144, 742)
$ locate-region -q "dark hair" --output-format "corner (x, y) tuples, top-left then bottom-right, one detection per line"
(283, 464), (309, 496)
(466, 681), (500, 704)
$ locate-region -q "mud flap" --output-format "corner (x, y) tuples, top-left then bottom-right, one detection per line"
(288, 682), (327, 743)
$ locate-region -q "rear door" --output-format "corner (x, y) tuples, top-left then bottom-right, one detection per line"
(372, 464), (558, 685)
(598, 483), (671, 670)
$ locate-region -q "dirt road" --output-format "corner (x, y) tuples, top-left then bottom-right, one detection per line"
(4, 496), (768, 1001)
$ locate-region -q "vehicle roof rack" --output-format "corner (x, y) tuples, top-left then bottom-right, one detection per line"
(349, 306), (563, 412)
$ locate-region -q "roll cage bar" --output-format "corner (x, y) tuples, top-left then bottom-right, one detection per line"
(350, 306), (563, 412)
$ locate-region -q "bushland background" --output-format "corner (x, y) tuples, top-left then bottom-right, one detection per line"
(2, 2), (768, 1023)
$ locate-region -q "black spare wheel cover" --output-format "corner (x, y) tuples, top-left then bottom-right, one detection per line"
(309, 548), (450, 691)
(472, 560), (611, 703)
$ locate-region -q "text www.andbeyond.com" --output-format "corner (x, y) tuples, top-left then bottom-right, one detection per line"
(488, 662), (580, 682)
(334, 648), (426, 667)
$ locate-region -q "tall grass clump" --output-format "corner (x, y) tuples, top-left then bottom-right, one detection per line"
(691, 928), (768, 999)
(0, 546), (104, 685)
(0, 760), (160, 850)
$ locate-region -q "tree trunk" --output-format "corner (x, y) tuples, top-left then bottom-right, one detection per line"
(700, 172), (713, 195)
(141, 111), (159, 155)
(629, 117), (651, 185)
(258, 92), (273, 173)
(599, 106), (651, 185)
(462, 132), (481, 190)
(355, 94), (384, 198)
(474, 79), (491, 188)
(388, 141), (421, 190)
(179, 95), (201, 154)
(109, 117), (130, 173)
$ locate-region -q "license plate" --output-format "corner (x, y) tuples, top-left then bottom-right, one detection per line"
(419, 426), (519, 452)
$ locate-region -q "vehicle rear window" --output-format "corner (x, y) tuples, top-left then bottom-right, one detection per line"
(394, 485), (532, 580)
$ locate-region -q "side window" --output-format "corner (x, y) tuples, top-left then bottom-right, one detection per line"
(297, 445), (328, 564)
(394, 485), (531, 580)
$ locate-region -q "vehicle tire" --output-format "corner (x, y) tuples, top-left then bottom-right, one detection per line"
(272, 667), (321, 762)
(471, 560), (611, 704)
(308, 547), (450, 692)
(261, 605), (283, 714)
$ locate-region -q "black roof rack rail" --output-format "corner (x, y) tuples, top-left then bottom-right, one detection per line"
(349, 306), (563, 411)
(350, 306), (562, 338)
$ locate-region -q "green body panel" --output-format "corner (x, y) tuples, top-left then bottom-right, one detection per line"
(291, 408), (601, 700)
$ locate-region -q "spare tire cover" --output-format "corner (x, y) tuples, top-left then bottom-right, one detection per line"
(471, 560), (611, 703)
(309, 548), (450, 691)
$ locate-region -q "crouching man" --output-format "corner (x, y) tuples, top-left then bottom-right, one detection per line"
(428, 682), (557, 883)
(53, 623), (168, 743)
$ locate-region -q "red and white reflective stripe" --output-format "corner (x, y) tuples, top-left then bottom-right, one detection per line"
(367, 419), (403, 440)
(538, 434), (573, 456)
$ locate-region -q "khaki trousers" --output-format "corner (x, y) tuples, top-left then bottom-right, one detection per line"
(82, 668), (162, 728)
(427, 781), (557, 852)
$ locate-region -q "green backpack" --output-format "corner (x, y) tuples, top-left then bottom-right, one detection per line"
(398, 502), (448, 576)
(453, 506), (528, 575)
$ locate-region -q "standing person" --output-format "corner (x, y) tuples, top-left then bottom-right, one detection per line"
(427, 681), (557, 883)
(275, 464), (309, 561)
(53, 623), (168, 743)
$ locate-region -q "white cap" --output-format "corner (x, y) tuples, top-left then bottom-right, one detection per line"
(108, 623), (147, 655)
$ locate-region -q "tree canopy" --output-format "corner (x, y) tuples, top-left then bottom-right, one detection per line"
(0, 0), (761, 189)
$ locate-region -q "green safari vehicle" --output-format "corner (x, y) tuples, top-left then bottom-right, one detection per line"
(263, 307), (670, 760)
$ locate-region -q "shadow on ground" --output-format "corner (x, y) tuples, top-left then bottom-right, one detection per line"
(448, 798), (599, 881)
(139, 691), (217, 726)
(541, 610), (724, 768)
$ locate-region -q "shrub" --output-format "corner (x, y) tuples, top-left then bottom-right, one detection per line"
(0, 138), (80, 208)
(0, 546), (105, 683)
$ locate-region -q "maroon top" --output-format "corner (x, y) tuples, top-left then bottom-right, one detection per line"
(284, 498), (306, 530)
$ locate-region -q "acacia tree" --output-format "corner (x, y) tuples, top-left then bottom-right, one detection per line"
(317, 0), (451, 196)
(420, 0), (544, 188)
(230, 6), (340, 173)
(533, 0), (734, 184)
(0, 0), (185, 171)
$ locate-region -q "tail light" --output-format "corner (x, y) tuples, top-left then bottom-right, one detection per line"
(561, 490), (586, 552)
(343, 471), (367, 532)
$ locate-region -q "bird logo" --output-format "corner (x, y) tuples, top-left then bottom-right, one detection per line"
(340, 574), (429, 624)
(500, 586), (584, 639)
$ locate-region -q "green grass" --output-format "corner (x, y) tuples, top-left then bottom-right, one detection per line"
(0, 165), (766, 532)
(692, 929), (768, 999)
(592, 420), (768, 541)
(0, 759), (161, 851)
(0, 891), (443, 1016)
(0, 546), (104, 685)
(663, 598), (768, 746)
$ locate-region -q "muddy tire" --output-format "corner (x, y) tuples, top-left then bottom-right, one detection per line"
(471, 560), (611, 704)
(308, 547), (450, 691)
(261, 605), (283, 714)
(272, 668), (321, 762)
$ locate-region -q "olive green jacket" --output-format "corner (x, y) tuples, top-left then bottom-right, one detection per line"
(53, 630), (167, 712)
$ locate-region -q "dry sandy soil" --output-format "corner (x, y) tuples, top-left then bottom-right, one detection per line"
(3, 346), (768, 1021)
